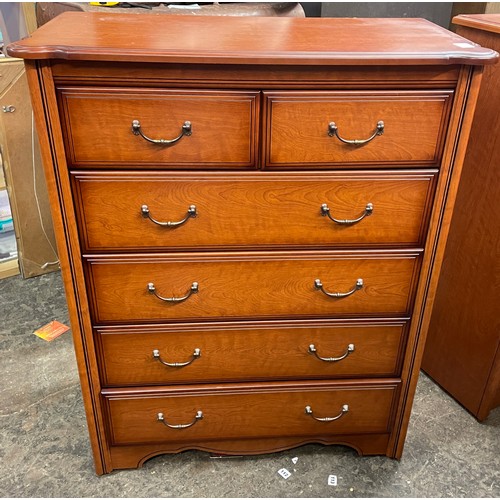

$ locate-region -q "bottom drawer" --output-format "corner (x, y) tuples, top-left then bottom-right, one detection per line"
(104, 380), (399, 445)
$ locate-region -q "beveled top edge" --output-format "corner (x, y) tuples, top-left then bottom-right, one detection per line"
(453, 14), (500, 36)
(7, 13), (499, 65)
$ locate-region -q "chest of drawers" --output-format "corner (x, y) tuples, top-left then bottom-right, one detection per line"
(8, 14), (497, 474)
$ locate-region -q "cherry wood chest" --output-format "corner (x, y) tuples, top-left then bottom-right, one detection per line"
(8, 13), (497, 474)
(423, 14), (500, 421)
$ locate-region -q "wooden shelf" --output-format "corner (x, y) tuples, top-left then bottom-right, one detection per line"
(0, 257), (19, 279)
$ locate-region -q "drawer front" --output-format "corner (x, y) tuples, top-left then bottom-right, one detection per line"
(97, 321), (407, 386)
(58, 88), (259, 168)
(73, 171), (436, 251)
(86, 252), (420, 323)
(104, 381), (399, 445)
(264, 91), (453, 168)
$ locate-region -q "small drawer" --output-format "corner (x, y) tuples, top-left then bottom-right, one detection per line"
(72, 170), (436, 252)
(85, 251), (420, 323)
(57, 88), (259, 168)
(263, 91), (453, 168)
(103, 380), (399, 445)
(97, 320), (407, 386)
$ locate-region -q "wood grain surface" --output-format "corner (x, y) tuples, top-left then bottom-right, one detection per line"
(453, 13), (500, 35)
(72, 170), (436, 251)
(12, 12), (490, 473)
(104, 380), (399, 445)
(7, 14), (498, 65)
(85, 252), (420, 323)
(50, 62), (461, 90)
(422, 20), (500, 421)
(108, 433), (392, 468)
(97, 320), (407, 386)
(264, 91), (452, 167)
(58, 88), (259, 168)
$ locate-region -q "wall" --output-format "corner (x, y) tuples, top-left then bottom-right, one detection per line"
(321, 2), (453, 28)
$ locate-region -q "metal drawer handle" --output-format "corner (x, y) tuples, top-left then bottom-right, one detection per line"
(328, 120), (384, 145)
(157, 410), (203, 429)
(147, 282), (199, 303)
(309, 343), (355, 362)
(305, 404), (349, 422)
(321, 203), (373, 225)
(152, 348), (201, 367)
(141, 204), (197, 227)
(314, 278), (363, 298)
(132, 119), (192, 145)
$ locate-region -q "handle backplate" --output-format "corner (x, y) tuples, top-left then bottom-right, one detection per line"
(153, 348), (201, 367)
(157, 410), (203, 429)
(328, 120), (384, 145)
(305, 404), (349, 422)
(321, 203), (373, 225)
(141, 204), (197, 227)
(147, 281), (199, 303)
(315, 278), (363, 298)
(309, 343), (355, 362)
(132, 119), (192, 145)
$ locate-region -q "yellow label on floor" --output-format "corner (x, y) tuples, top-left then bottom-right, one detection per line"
(34, 320), (70, 342)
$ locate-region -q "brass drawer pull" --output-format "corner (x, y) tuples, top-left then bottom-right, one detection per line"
(131, 119), (192, 145)
(305, 404), (349, 422)
(328, 120), (384, 145)
(141, 204), (197, 227)
(314, 278), (363, 298)
(147, 281), (199, 303)
(152, 348), (201, 367)
(321, 202), (373, 225)
(157, 410), (203, 429)
(309, 343), (355, 362)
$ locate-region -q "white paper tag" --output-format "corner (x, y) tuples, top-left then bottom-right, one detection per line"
(328, 475), (337, 486)
(278, 468), (292, 479)
(168, 3), (201, 9)
(291, 457), (299, 464)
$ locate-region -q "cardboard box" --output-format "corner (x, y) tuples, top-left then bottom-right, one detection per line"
(0, 58), (59, 278)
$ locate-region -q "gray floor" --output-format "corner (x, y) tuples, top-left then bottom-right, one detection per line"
(1, 270), (499, 498)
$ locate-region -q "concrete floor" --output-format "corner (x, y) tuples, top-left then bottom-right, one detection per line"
(1, 271), (499, 497)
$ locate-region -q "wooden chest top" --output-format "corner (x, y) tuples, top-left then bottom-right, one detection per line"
(7, 13), (498, 66)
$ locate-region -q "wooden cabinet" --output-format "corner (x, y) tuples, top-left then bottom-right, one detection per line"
(7, 14), (497, 474)
(422, 14), (500, 421)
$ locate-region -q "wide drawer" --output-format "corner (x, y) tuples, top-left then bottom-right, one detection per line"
(264, 91), (453, 168)
(103, 380), (399, 445)
(72, 171), (436, 251)
(86, 251), (420, 323)
(57, 88), (259, 168)
(97, 320), (407, 386)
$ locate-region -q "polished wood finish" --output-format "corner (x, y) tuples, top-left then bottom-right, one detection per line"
(452, 13), (500, 34)
(109, 433), (392, 468)
(50, 62), (462, 89)
(264, 91), (452, 168)
(9, 14), (493, 474)
(97, 320), (408, 386)
(21, 60), (111, 476)
(58, 88), (259, 168)
(7, 14), (497, 65)
(422, 14), (500, 421)
(103, 380), (399, 445)
(72, 171), (436, 251)
(86, 252), (420, 323)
